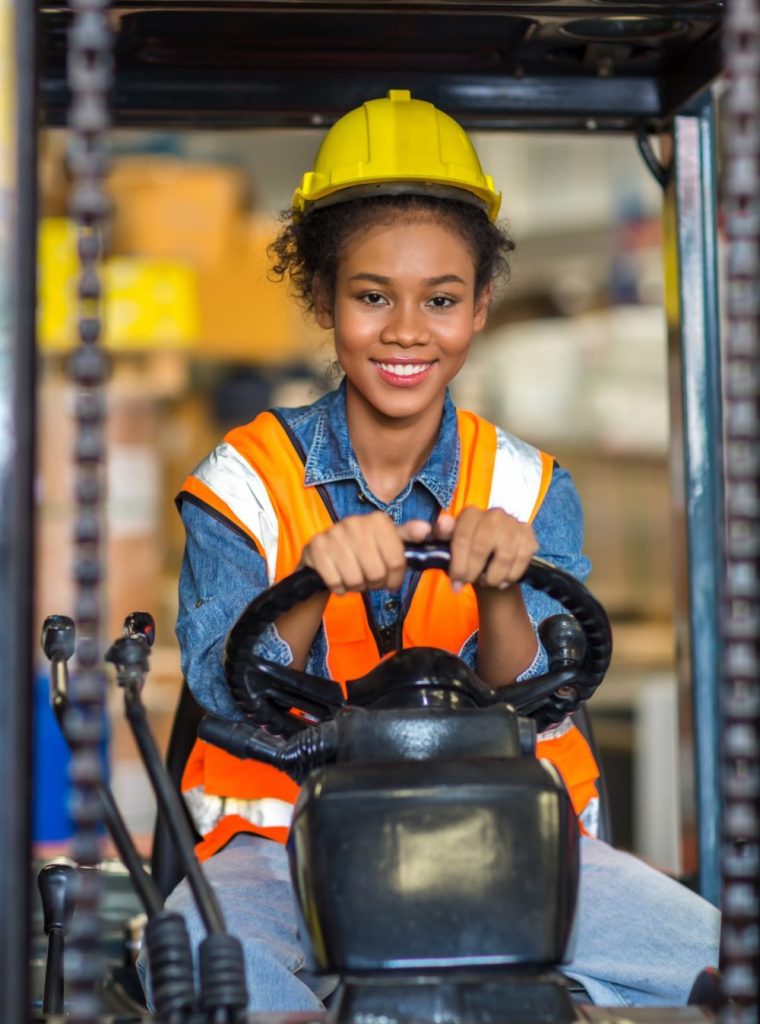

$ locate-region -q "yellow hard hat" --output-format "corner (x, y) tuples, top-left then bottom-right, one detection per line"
(292, 90), (501, 222)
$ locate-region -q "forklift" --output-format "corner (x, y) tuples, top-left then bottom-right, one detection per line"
(1, 1), (756, 1021)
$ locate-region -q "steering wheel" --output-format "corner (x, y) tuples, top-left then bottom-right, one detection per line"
(223, 542), (612, 737)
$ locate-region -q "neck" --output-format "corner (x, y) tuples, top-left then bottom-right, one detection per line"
(345, 382), (445, 504)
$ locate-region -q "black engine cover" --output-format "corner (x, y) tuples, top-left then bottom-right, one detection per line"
(288, 756), (579, 973)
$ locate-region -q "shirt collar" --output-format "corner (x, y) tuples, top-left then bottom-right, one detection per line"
(303, 378), (460, 510)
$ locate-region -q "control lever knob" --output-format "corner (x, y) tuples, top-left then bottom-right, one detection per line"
(41, 615), (76, 662)
(106, 635), (150, 672)
(538, 614), (586, 670)
(38, 862), (76, 935)
(123, 611), (156, 648)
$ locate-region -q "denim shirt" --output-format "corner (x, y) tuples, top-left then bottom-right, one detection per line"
(177, 381), (591, 720)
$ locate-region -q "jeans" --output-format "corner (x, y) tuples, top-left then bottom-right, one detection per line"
(137, 833), (720, 1013)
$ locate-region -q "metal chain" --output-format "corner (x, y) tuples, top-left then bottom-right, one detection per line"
(65, 0), (113, 1020)
(720, 0), (760, 1016)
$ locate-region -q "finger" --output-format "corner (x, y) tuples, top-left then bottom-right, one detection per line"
(397, 519), (433, 543)
(345, 514), (400, 591)
(304, 533), (357, 594)
(461, 510), (503, 584)
(481, 548), (517, 588)
(448, 507), (482, 589)
(509, 529), (539, 581)
(378, 516), (410, 591)
(481, 522), (538, 588)
(431, 513), (456, 540)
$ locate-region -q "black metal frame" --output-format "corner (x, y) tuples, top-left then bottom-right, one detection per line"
(2, 2), (733, 1021)
(662, 92), (724, 905)
(0, 1), (37, 1020)
(38, 1), (724, 131)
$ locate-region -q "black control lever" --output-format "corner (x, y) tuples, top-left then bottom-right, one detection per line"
(41, 616), (199, 1019)
(199, 715), (339, 785)
(38, 862), (77, 1015)
(539, 615), (587, 670)
(41, 614), (76, 726)
(39, 615), (162, 919)
(106, 630), (225, 938)
(497, 665), (590, 721)
(124, 610), (156, 648)
(108, 615), (248, 1022)
(497, 615), (597, 730)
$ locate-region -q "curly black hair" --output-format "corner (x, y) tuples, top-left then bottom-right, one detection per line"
(268, 193), (515, 313)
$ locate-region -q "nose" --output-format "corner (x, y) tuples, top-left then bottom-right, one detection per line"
(379, 301), (430, 347)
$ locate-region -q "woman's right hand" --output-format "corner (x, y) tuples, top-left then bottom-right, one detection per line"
(299, 512), (432, 594)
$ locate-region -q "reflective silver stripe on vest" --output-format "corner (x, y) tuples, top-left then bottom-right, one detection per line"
(487, 427), (545, 523)
(580, 795), (600, 839)
(192, 442), (279, 582)
(183, 785), (295, 836)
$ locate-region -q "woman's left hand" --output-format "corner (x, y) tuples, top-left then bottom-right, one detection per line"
(433, 507), (538, 592)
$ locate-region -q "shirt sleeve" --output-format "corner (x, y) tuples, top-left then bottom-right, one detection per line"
(457, 462), (592, 681)
(176, 499), (329, 720)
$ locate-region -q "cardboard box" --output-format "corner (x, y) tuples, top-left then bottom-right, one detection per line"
(107, 158), (247, 269)
(197, 214), (322, 362)
(38, 218), (201, 352)
(103, 258), (200, 350)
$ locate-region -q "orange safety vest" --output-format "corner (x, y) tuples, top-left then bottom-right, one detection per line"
(178, 408), (600, 860)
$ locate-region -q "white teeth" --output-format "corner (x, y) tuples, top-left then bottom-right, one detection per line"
(377, 362), (431, 377)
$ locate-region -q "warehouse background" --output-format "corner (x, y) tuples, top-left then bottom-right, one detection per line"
(33, 126), (693, 877)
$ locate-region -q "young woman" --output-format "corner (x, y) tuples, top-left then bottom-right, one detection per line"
(140, 90), (719, 1011)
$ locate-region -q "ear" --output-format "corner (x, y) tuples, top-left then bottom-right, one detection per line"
(313, 276), (334, 329)
(473, 282), (493, 333)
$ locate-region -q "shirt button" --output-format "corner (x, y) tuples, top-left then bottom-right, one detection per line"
(195, 598), (204, 608)
(357, 490), (367, 504)
(385, 597), (399, 613)
(379, 625), (396, 647)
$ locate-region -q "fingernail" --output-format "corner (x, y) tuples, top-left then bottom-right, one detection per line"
(451, 580), (463, 593)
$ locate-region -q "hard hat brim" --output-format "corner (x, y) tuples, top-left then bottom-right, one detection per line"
(295, 181), (501, 222)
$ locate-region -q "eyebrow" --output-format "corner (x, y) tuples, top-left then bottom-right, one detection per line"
(348, 273), (468, 286)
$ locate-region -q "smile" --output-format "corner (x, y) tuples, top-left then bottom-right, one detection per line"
(373, 361), (436, 386)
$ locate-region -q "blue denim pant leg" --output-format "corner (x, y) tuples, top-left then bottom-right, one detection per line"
(137, 833), (335, 1013)
(563, 836), (721, 1007)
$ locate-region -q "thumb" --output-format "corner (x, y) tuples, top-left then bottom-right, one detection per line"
(398, 519), (433, 542)
(432, 512), (456, 539)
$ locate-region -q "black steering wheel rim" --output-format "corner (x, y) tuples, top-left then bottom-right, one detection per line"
(224, 541), (612, 704)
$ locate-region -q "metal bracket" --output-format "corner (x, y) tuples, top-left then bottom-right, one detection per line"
(636, 129), (671, 190)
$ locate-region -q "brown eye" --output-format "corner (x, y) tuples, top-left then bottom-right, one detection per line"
(427, 294), (456, 309)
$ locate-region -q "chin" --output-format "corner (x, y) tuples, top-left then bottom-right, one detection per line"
(375, 392), (432, 422)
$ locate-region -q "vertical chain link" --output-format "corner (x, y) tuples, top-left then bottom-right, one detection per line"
(721, 0), (760, 1018)
(65, 0), (113, 1019)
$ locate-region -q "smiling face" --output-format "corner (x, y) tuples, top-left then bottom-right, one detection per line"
(315, 215), (491, 428)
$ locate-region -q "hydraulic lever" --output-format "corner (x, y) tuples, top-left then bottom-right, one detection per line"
(40, 615), (162, 919)
(107, 618), (225, 937)
(109, 613), (249, 1023)
(42, 614), (198, 1022)
(37, 862), (76, 1016)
